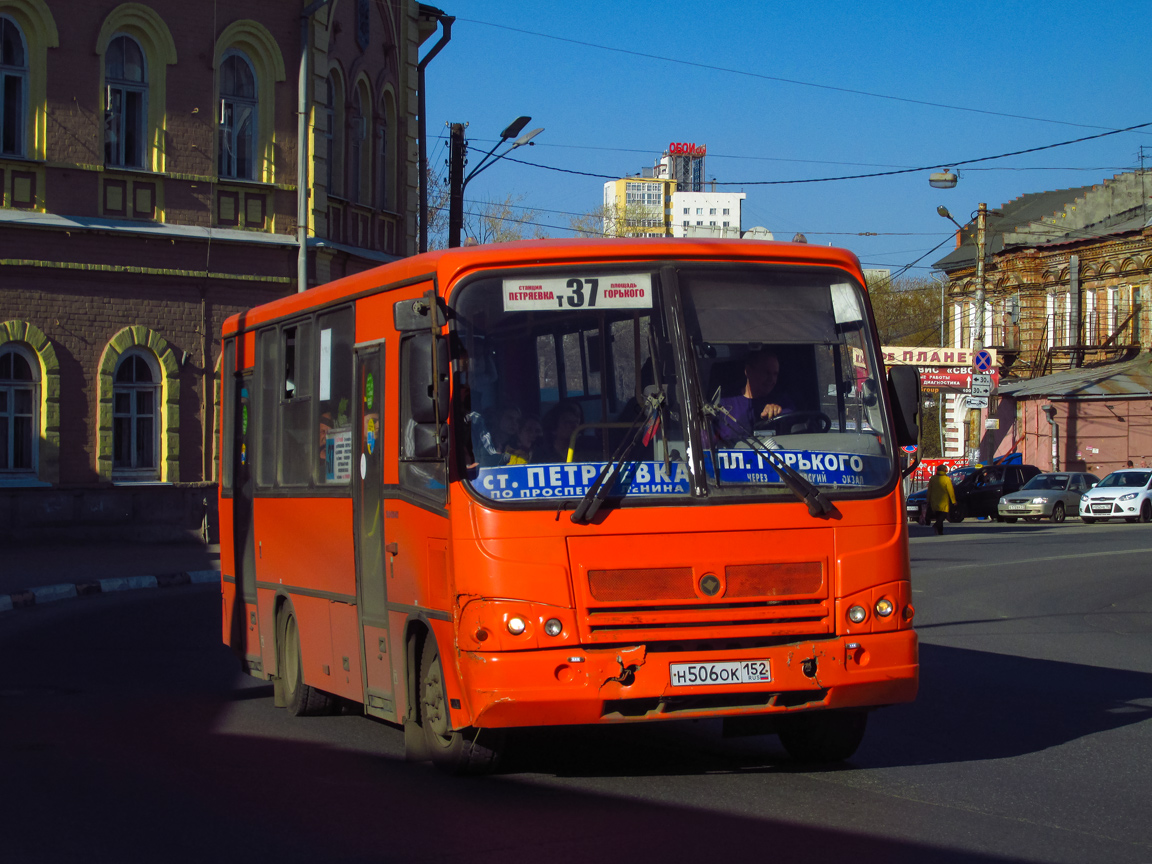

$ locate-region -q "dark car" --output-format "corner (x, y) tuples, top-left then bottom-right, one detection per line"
(906, 466), (974, 521)
(907, 463), (1042, 522)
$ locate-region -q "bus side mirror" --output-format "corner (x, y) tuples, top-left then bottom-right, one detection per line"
(887, 365), (920, 446)
(394, 291), (447, 331)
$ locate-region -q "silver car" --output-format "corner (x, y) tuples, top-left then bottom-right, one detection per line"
(998, 472), (1100, 523)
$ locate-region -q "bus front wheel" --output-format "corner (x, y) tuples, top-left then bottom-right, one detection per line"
(418, 642), (503, 774)
(778, 709), (868, 763)
(280, 609), (334, 717)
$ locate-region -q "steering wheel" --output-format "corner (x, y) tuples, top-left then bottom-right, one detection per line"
(755, 410), (832, 434)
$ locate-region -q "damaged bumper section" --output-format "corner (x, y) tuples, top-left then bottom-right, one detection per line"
(458, 630), (918, 729)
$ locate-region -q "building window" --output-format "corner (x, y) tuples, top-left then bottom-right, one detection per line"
(723, 208), (730, 215)
(682, 220), (689, 227)
(349, 85), (367, 204)
(696, 220), (703, 226)
(709, 221), (716, 226)
(0, 15), (27, 158)
(696, 208), (702, 215)
(0, 345), (36, 473)
(376, 115), (387, 210)
(104, 34), (147, 168)
(709, 208), (716, 215)
(723, 221), (730, 227)
(218, 51), (257, 180)
(113, 351), (159, 477)
(682, 207), (688, 215)
(325, 76), (336, 192)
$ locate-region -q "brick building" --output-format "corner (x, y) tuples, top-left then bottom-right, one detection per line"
(934, 171), (1152, 471)
(0, 0), (451, 541)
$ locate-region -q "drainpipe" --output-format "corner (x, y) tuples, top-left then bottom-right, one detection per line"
(1042, 403), (1058, 471)
(418, 10), (454, 254)
(1069, 255), (1081, 367)
(298, 0), (332, 292)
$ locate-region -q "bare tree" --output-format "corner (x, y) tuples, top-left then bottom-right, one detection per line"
(462, 194), (546, 245)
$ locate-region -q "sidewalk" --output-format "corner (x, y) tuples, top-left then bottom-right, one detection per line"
(0, 540), (220, 614)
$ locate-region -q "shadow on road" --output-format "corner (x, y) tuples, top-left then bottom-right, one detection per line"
(2, 588), (1149, 863)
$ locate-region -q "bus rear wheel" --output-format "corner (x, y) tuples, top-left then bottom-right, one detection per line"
(778, 709), (868, 763)
(280, 610), (334, 717)
(419, 642), (503, 774)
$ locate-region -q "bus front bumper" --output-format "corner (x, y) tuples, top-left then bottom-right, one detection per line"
(456, 629), (918, 729)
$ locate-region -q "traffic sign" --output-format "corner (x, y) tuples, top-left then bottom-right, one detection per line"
(973, 349), (994, 372)
(902, 444), (918, 454)
(966, 396), (989, 409)
(972, 373), (992, 387)
(970, 382), (991, 397)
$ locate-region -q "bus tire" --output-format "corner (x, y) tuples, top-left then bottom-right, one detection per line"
(280, 608), (335, 717)
(778, 709), (868, 763)
(419, 642), (503, 774)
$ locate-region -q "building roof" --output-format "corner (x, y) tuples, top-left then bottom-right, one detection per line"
(933, 171), (1152, 273)
(933, 185), (1097, 271)
(998, 353), (1152, 400)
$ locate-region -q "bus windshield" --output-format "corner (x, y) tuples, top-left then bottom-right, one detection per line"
(451, 264), (896, 507)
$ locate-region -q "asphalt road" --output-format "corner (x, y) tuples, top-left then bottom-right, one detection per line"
(1, 521), (1150, 863)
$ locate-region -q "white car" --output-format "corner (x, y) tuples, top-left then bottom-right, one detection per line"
(1079, 469), (1152, 523)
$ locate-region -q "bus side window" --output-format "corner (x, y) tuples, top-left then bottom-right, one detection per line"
(280, 322), (313, 486)
(399, 331), (448, 503)
(256, 328), (279, 488)
(316, 307), (354, 485)
(221, 338), (235, 493)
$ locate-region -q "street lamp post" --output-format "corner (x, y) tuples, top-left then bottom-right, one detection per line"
(447, 117), (544, 248)
(938, 202), (990, 465)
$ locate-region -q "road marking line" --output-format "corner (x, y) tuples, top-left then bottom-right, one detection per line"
(928, 548), (1152, 572)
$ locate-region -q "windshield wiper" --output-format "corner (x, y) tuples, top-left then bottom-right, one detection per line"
(571, 387), (664, 525)
(702, 389), (839, 519)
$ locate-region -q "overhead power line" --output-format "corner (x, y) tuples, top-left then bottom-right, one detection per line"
(503, 121), (1152, 186)
(457, 17), (1132, 132)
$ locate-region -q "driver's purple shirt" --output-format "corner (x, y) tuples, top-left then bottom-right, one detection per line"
(714, 391), (795, 445)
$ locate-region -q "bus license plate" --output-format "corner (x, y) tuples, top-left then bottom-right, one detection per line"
(669, 660), (772, 687)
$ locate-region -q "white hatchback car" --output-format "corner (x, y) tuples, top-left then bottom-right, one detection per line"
(1079, 469), (1152, 523)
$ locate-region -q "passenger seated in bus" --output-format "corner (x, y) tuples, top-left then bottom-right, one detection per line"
(506, 414), (543, 465)
(489, 404), (522, 453)
(712, 350), (795, 445)
(535, 400), (584, 462)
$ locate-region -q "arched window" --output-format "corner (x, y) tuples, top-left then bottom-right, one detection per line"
(376, 112), (388, 210)
(104, 33), (147, 168)
(0, 344), (37, 473)
(1, 15), (27, 157)
(113, 351), (159, 477)
(218, 51), (257, 180)
(349, 85), (364, 204)
(325, 73), (344, 196)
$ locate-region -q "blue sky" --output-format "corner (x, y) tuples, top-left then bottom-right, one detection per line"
(423, 1), (1152, 276)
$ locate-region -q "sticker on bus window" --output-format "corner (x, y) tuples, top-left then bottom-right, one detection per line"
(502, 274), (653, 312)
(473, 460), (690, 501)
(706, 449), (890, 488)
(325, 427), (353, 483)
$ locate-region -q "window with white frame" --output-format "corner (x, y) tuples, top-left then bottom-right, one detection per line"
(104, 34), (147, 168)
(218, 51), (257, 180)
(709, 208), (716, 215)
(0, 345), (37, 474)
(722, 208), (729, 215)
(1, 15), (27, 158)
(113, 351), (160, 477)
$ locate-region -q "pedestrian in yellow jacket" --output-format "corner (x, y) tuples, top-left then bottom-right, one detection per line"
(927, 464), (957, 535)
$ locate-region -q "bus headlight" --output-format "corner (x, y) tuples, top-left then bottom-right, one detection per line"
(506, 616), (527, 635)
(544, 618), (563, 637)
(875, 598), (894, 617)
(848, 605), (868, 624)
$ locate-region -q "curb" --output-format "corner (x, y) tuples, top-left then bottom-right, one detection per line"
(0, 570), (219, 615)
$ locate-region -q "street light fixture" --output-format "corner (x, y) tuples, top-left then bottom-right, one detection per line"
(448, 117), (545, 248)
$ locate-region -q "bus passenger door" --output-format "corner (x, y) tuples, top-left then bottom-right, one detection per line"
(353, 343), (395, 719)
(231, 372), (258, 658)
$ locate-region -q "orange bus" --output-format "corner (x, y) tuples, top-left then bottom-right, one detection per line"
(219, 238), (921, 772)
